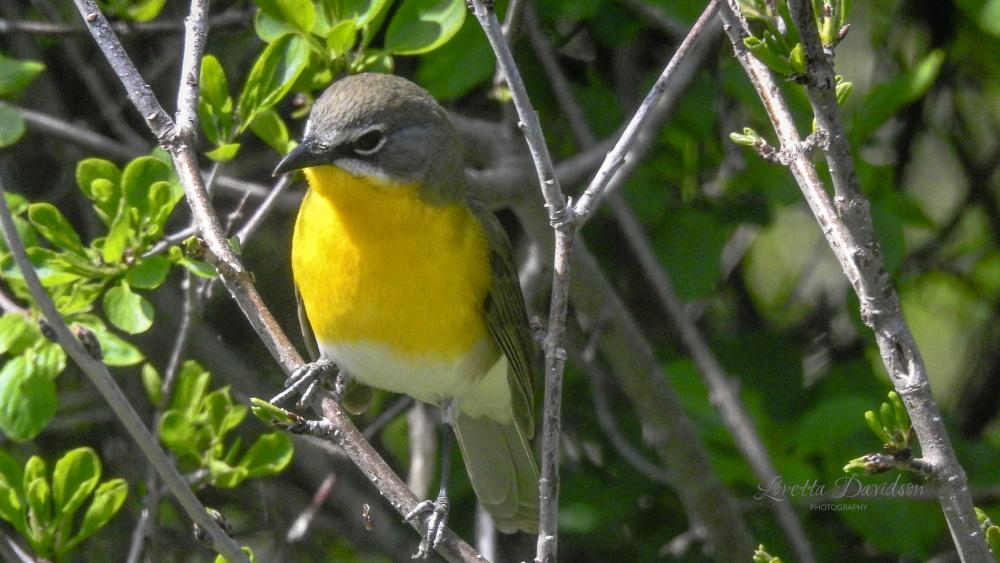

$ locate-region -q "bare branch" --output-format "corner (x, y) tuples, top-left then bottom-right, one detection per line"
(572, 0), (721, 222)
(469, 4), (575, 561)
(72, 0), (173, 143)
(174, 0), (208, 137)
(722, 1), (989, 558)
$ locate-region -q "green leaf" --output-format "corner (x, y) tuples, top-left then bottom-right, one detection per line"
(102, 210), (132, 263)
(203, 389), (243, 438)
(199, 55), (230, 115)
(127, 0), (167, 22)
(170, 360), (211, 415)
(29, 342), (66, 380)
(26, 204), (85, 255)
(76, 159), (121, 223)
(0, 451), (25, 535)
(126, 256), (170, 289)
(120, 156), (172, 219)
(237, 34), (310, 128)
(51, 448), (100, 520)
(209, 459), (248, 488)
(0, 313), (41, 355)
(254, 10), (298, 43)
(144, 180), (184, 241)
(141, 363), (163, 407)
(416, 15), (493, 100)
(384, 0), (466, 55)
(102, 283), (154, 334)
(326, 19), (358, 57)
(0, 355), (58, 442)
(954, 0), (1000, 37)
(0, 55), (45, 96)
(851, 50), (945, 144)
(25, 475), (51, 532)
(158, 411), (201, 460)
(0, 103), (26, 148)
(0, 247), (82, 287)
(256, 0), (315, 35)
(74, 315), (144, 366)
(206, 143), (241, 162)
(343, 0), (391, 29)
(62, 478), (127, 554)
(743, 36), (794, 75)
(239, 432), (293, 478)
(248, 109), (290, 154)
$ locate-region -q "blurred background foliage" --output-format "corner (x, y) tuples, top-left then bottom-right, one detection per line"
(1, 0), (1000, 561)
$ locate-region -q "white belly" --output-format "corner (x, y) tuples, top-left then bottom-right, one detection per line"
(319, 338), (514, 423)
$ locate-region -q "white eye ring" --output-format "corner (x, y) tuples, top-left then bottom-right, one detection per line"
(353, 128), (386, 155)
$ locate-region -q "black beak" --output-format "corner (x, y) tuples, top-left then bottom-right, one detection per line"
(272, 140), (329, 177)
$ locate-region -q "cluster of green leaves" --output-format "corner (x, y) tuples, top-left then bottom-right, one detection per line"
(753, 544), (785, 563)
(739, 0), (851, 78)
(155, 360), (293, 488)
(0, 154), (213, 441)
(0, 447), (127, 561)
(843, 391), (914, 476)
(198, 0), (467, 162)
(0, 53), (45, 148)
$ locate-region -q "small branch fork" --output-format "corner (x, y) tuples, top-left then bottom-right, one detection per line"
(66, 1), (482, 561)
(721, 0), (989, 559)
(470, 1), (725, 561)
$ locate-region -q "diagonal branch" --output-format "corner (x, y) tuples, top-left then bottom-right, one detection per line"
(468, 5), (574, 562)
(571, 0), (721, 223)
(722, 1), (989, 559)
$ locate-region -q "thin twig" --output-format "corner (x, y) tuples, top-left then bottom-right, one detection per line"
(571, 0), (722, 222)
(0, 179), (249, 563)
(608, 195), (817, 562)
(0, 285), (28, 315)
(234, 175), (293, 243)
(0, 531), (31, 563)
(125, 270), (200, 563)
(33, 0), (147, 147)
(72, 0), (173, 143)
(286, 473), (337, 543)
(174, 0), (208, 138)
(469, 5), (574, 561)
(529, 1), (777, 553)
(723, 1), (988, 558)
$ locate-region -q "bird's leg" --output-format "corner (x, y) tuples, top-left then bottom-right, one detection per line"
(269, 357), (338, 407)
(405, 403), (456, 559)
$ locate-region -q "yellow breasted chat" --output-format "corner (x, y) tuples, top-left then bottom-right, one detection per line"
(272, 72), (539, 555)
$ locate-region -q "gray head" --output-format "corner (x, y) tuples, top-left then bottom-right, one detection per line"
(273, 73), (466, 202)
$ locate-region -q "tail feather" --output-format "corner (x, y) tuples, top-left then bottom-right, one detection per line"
(453, 413), (538, 534)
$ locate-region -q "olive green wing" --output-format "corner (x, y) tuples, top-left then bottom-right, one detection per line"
(472, 203), (537, 438)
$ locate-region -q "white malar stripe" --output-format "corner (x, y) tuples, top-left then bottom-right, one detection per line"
(319, 338), (513, 424)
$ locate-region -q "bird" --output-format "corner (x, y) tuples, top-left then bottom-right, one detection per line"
(272, 72), (539, 556)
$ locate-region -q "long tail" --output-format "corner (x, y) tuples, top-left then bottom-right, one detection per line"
(453, 412), (539, 534)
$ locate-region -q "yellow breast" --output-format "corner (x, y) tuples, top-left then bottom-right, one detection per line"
(292, 165), (492, 359)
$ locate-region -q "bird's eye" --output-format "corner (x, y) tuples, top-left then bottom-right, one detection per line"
(353, 129), (385, 155)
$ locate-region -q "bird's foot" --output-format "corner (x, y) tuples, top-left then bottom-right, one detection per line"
(269, 358), (337, 407)
(405, 494), (449, 559)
